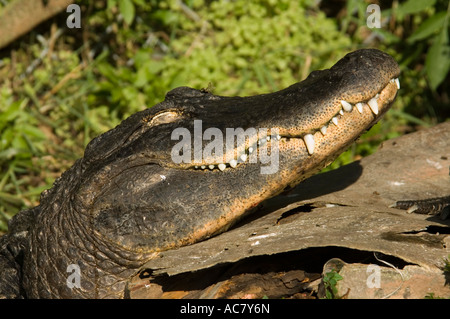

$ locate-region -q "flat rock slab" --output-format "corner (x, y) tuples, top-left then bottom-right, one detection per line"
(131, 122), (450, 298)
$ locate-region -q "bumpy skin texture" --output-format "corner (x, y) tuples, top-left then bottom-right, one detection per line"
(0, 49), (400, 298)
(393, 196), (450, 219)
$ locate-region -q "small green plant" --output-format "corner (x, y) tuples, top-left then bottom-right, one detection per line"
(425, 256), (450, 299)
(444, 255), (450, 288)
(323, 270), (343, 299)
(444, 255), (450, 273)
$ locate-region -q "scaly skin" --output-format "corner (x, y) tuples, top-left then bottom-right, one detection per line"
(393, 196), (450, 219)
(0, 49), (400, 298)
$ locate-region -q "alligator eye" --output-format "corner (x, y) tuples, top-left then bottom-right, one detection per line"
(149, 111), (184, 126)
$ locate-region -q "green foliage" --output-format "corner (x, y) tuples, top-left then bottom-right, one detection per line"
(118, 0), (135, 25)
(156, 0), (351, 95)
(403, 0), (450, 91)
(444, 255), (450, 274)
(322, 270), (343, 299)
(0, 88), (47, 231)
(106, 0), (152, 25)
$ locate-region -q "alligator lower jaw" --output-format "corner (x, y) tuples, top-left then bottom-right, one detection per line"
(185, 76), (400, 171)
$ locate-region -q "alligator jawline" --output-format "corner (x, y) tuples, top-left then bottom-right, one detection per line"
(183, 76), (400, 172)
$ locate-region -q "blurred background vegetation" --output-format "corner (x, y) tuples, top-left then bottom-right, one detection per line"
(0, 0), (449, 232)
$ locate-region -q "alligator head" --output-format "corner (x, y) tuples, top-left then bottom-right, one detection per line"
(2, 49), (400, 298)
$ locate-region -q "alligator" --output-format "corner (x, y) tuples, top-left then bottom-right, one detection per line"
(0, 49), (401, 299)
(392, 196), (450, 219)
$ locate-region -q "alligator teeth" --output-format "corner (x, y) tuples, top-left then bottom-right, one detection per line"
(332, 117), (338, 126)
(193, 76), (398, 173)
(340, 100), (353, 112)
(390, 77), (400, 89)
(367, 97), (379, 115)
(303, 134), (315, 155)
(355, 102), (364, 114)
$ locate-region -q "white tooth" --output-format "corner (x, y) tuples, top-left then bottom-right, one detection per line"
(248, 147), (254, 154)
(218, 163), (226, 171)
(194, 166), (198, 169)
(395, 78), (400, 89)
(340, 100), (353, 112)
(303, 134), (315, 155)
(276, 134), (281, 140)
(266, 136), (271, 141)
(367, 97), (379, 115)
(332, 117), (338, 126)
(229, 159), (237, 168)
(320, 125), (327, 135)
(208, 165), (215, 170)
(356, 102), (363, 113)
(240, 154), (247, 162)
(201, 165), (206, 169)
(339, 109), (344, 116)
